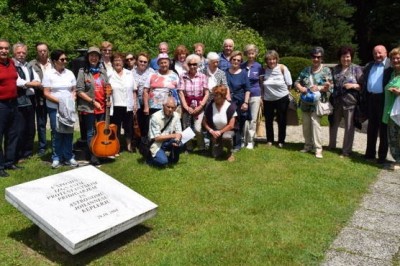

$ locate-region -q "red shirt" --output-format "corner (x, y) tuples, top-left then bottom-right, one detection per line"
(0, 59), (18, 100)
(93, 72), (106, 115)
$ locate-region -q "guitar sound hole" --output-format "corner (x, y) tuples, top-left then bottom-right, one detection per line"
(103, 129), (111, 135)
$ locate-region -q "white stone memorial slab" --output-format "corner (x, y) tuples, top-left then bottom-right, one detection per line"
(5, 165), (157, 255)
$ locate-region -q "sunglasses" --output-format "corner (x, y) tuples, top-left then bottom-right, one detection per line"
(231, 58), (241, 62)
(59, 58), (68, 62)
(188, 63), (198, 67)
(138, 60), (148, 64)
(312, 55), (322, 59)
(126, 58), (134, 61)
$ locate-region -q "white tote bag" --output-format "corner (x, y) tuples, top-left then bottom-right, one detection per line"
(390, 96), (400, 126)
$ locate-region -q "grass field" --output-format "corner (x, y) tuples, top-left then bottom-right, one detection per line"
(0, 142), (381, 265)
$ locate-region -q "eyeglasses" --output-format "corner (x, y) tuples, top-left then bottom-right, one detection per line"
(312, 55), (322, 59)
(188, 63), (198, 67)
(126, 58), (134, 61)
(231, 58), (241, 62)
(138, 60), (148, 64)
(59, 58), (68, 62)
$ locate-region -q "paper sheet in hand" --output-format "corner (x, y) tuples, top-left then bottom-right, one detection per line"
(181, 127), (196, 144)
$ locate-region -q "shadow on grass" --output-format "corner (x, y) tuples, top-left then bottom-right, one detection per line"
(9, 223), (152, 265)
(257, 141), (385, 169)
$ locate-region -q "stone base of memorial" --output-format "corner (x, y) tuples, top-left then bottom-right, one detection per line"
(5, 165), (157, 255)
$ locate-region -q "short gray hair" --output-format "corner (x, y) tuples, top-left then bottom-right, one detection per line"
(244, 44), (259, 56)
(223, 38), (234, 47)
(185, 54), (201, 65)
(164, 95), (177, 106)
(310, 46), (324, 57)
(13, 42), (27, 54)
(207, 52), (219, 61)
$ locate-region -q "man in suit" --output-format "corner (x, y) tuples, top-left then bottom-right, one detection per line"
(363, 45), (393, 163)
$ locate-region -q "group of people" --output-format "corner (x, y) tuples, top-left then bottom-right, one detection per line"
(1, 36), (400, 176)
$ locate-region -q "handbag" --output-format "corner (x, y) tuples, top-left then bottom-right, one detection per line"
(288, 93), (297, 111)
(390, 96), (400, 126)
(255, 101), (265, 138)
(138, 116), (173, 158)
(316, 100), (333, 116)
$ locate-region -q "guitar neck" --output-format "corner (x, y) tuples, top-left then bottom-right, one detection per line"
(105, 94), (111, 129)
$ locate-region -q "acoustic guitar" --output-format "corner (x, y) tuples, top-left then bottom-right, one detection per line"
(90, 83), (120, 157)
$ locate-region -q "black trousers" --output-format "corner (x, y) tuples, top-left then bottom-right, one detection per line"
(0, 100), (19, 169)
(264, 95), (289, 144)
(365, 93), (388, 160)
(16, 105), (36, 159)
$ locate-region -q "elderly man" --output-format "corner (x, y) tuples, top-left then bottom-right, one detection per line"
(363, 45), (392, 163)
(0, 39), (20, 177)
(218, 38), (234, 71)
(150, 42), (169, 71)
(147, 96), (182, 167)
(29, 42), (53, 156)
(13, 42), (42, 161)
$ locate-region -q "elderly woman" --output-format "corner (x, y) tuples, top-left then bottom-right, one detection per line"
(43, 50), (78, 168)
(143, 53), (180, 116)
(241, 44), (263, 149)
(295, 46), (333, 158)
(201, 52), (230, 102)
(109, 52), (137, 152)
(76, 46), (109, 165)
(261, 50), (293, 148)
(203, 85), (237, 162)
(132, 52), (155, 138)
(124, 53), (136, 70)
(329, 46), (363, 157)
(178, 54), (209, 151)
(225, 51), (251, 151)
(193, 42), (207, 72)
(383, 47), (400, 170)
(170, 45), (189, 76)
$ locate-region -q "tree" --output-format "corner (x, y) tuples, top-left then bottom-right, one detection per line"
(347, 0), (400, 63)
(236, 0), (356, 61)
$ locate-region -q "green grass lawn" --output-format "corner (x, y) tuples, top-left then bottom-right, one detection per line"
(0, 142), (380, 265)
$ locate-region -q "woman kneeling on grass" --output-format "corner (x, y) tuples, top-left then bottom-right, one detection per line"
(203, 85), (237, 162)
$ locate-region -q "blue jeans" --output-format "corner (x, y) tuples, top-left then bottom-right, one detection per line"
(48, 107), (74, 162)
(147, 139), (182, 167)
(82, 113), (105, 149)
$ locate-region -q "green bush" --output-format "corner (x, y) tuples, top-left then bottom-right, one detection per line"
(152, 17), (266, 58)
(280, 56), (311, 83)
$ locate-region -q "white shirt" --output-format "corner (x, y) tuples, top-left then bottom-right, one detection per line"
(108, 68), (137, 114)
(42, 68), (76, 109)
(14, 59), (41, 96)
(212, 100), (237, 130)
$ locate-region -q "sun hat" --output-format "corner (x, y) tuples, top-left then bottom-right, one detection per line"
(157, 53), (169, 63)
(87, 46), (101, 55)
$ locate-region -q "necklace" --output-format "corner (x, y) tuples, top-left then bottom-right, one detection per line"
(312, 64), (323, 73)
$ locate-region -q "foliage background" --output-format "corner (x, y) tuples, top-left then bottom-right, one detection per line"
(1, 0), (399, 63)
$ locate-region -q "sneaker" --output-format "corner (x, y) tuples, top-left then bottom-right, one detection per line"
(227, 154), (235, 162)
(389, 163), (400, 171)
(278, 143), (284, 148)
(300, 148), (312, 153)
(246, 143), (254, 149)
(315, 151), (323, 159)
(51, 160), (60, 169)
(267, 142), (273, 146)
(65, 158), (79, 168)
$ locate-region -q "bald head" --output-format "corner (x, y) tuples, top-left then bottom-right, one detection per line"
(373, 45), (387, 63)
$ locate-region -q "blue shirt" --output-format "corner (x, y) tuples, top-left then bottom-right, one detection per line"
(149, 57), (159, 71)
(367, 58), (387, 94)
(241, 61), (263, 97)
(225, 69), (250, 103)
(218, 52), (231, 71)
